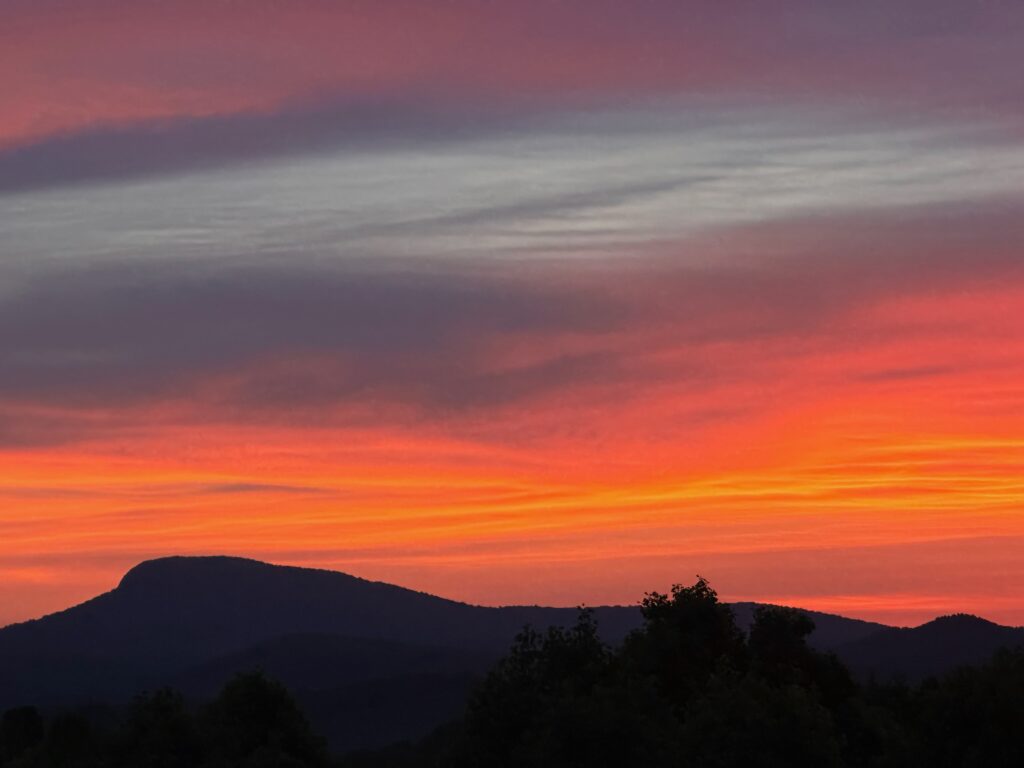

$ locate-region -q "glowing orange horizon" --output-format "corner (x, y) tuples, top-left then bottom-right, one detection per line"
(4, 0), (1024, 631)
(3, 279), (1022, 628)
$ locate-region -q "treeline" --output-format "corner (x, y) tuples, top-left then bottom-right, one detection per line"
(4, 579), (1024, 767)
(0, 673), (328, 767)
(343, 579), (1024, 768)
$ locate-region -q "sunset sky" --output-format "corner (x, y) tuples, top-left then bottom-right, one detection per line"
(2, 0), (1023, 628)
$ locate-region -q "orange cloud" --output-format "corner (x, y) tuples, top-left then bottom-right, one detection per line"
(4, 2), (1024, 628)
(2, 251), (1022, 627)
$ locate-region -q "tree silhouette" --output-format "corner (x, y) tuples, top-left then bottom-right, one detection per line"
(44, 712), (96, 767)
(201, 671), (328, 767)
(622, 577), (746, 707)
(117, 688), (199, 767)
(421, 578), (900, 767)
(679, 671), (843, 767)
(1, 707), (44, 763)
(909, 647), (1024, 767)
(5, 578), (1024, 768)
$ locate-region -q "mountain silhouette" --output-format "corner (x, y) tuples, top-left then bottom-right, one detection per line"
(835, 613), (1024, 681)
(1, 556), (1018, 750)
(729, 601), (889, 649)
(0, 557), (639, 749)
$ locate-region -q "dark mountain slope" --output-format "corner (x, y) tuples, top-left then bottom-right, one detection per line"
(172, 633), (495, 751)
(837, 613), (1024, 681)
(0, 556), (637, 707)
(0, 555), (940, 715)
(173, 632), (493, 697)
(6, 556), (1021, 752)
(729, 601), (889, 651)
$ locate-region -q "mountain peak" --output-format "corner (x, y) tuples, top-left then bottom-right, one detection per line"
(117, 555), (277, 593)
(913, 613), (1009, 635)
(926, 613), (994, 626)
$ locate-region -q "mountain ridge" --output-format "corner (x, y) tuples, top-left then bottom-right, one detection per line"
(2, 556), (1021, 751)
(835, 611), (1024, 681)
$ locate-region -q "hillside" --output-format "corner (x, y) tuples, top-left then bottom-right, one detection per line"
(836, 613), (1024, 681)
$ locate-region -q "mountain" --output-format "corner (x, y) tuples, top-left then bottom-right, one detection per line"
(0, 556), (640, 749)
(0, 556), (642, 696)
(174, 633), (494, 697)
(835, 613), (1024, 681)
(729, 601), (889, 651)
(2, 556), (1016, 750)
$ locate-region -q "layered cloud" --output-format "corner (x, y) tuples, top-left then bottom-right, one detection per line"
(4, 187), (1023, 625)
(4, 0), (1024, 189)
(2, 193), (1022, 435)
(2, 2), (1024, 626)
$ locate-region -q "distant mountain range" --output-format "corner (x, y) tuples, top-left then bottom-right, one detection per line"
(1, 556), (1021, 752)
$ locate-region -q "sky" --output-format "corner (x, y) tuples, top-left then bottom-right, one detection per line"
(2, 0), (1023, 628)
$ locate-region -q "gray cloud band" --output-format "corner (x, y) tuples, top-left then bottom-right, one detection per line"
(1, 199), (1021, 448)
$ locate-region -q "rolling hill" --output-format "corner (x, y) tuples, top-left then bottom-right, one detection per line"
(835, 613), (1024, 681)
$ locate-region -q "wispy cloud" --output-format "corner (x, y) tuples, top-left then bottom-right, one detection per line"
(1, 197), (1021, 444)
(3, 0), (1024, 627)
(5, 0), (1024, 153)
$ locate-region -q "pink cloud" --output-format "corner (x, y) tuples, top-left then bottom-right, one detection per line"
(4, 0), (1023, 152)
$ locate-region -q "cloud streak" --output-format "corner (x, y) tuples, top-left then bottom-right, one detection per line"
(4, 0), (1024, 190)
(3, 1), (1024, 627)
(1, 199), (1021, 443)
(0, 98), (530, 195)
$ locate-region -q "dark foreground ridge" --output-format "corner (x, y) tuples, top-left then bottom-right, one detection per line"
(2, 576), (1023, 767)
(1, 557), (1021, 759)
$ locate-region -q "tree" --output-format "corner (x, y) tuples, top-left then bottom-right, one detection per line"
(680, 671), (843, 768)
(200, 672), (328, 767)
(1, 706), (44, 763)
(45, 712), (97, 767)
(909, 647), (1024, 767)
(456, 607), (687, 767)
(748, 605), (854, 703)
(456, 610), (623, 767)
(622, 577), (746, 707)
(116, 688), (200, 768)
